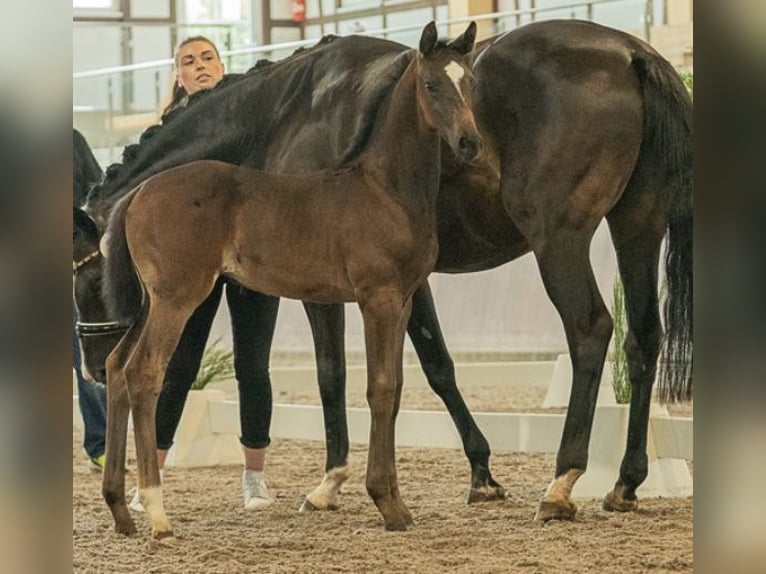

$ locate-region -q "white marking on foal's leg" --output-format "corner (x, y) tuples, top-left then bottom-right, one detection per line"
(303, 466), (350, 510)
(444, 61), (466, 102)
(140, 486), (173, 538)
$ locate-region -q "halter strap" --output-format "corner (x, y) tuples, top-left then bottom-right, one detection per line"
(73, 249), (101, 272)
(76, 321), (129, 337)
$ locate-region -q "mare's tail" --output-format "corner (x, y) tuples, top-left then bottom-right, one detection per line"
(102, 190), (144, 324)
(632, 49), (693, 402)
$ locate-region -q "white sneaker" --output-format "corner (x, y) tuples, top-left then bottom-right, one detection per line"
(128, 487), (144, 512)
(128, 469), (164, 513)
(243, 470), (275, 511)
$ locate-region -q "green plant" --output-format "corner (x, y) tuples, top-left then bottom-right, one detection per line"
(678, 69), (693, 99)
(191, 337), (235, 390)
(610, 276), (632, 404)
(607, 69), (692, 404)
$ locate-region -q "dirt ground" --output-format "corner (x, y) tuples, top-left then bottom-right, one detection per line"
(73, 377), (693, 573)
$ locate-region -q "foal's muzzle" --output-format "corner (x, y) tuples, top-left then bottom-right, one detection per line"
(458, 134), (483, 163)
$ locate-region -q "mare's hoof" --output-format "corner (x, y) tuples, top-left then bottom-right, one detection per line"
(468, 483), (506, 504)
(603, 488), (639, 512)
(534, 499), (578, 522)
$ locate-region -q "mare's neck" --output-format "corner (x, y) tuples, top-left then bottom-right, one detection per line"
(363, 61), (441, 205)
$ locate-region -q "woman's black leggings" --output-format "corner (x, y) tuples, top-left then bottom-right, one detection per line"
(155, 278), (280, 450)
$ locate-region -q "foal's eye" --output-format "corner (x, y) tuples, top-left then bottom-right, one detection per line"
(424, 81), (436, 92)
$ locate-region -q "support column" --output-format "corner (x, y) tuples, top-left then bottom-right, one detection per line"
(448, 0), (495, 40)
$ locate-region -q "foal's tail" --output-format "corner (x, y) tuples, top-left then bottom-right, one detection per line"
(102, 189), (144, 324)
(632, 49), (693, 402)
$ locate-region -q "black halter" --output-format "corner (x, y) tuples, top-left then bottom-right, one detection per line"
(73, 249), (130, 337)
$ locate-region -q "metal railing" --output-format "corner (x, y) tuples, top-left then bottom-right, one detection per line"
(73, 0), (653, 163)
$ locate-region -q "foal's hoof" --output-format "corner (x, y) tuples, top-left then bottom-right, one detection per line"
(534, 499), (578, 522)
(115, 520), (138, 537)
(152, 528), (176, 541)
(299, 497), (339, 513)
(384, 519), (410, 532)
(468, 483), (506, 504)
(603, 487), (639, 512)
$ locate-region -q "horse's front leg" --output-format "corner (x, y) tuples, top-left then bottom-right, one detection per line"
(407, 282), (504, 503)
(388, 296), (413, 525)
(300, 302), (351, 512)
(531, 234), (613, 521)
(360, 290), (411, 531)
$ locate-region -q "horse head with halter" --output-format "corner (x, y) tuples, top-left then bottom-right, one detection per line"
(73, 206), (128, 382)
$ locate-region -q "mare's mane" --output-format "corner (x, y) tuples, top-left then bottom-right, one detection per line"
(87, 35), (343, 208)
(73, 129), (104, 207)
(336, 50), (413, 166)
(336, 38), (469, 166)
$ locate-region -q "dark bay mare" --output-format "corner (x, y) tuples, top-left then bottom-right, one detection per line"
(74, 129), (127, 381)
(83, 18), (692, 525)
(100, 22), (480, 538)
(74, 206), (127, 380)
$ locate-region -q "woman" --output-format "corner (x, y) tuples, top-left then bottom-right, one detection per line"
(131, 36), (279, 512)
(162, 36), (226, 115)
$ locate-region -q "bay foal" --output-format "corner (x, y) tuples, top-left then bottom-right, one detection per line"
(101, 21), (481, 538)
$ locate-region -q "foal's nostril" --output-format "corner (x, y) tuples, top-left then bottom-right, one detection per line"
(458, 136), (482, 160)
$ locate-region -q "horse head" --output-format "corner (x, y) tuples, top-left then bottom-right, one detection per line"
(73, 206), (125, 382)
(416, 21), (482, 164)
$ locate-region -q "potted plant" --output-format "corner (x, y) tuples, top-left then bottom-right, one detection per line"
(191, 337), (235, 390)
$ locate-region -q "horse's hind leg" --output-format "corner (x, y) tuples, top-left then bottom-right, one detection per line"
(603, 174), (665, 512)
(127, 299), (196, 539)
(102, 315), (146, 536)
(407, 282), (504, 503)
(530, 233), (613, 521)
(301, 302), (351, 512)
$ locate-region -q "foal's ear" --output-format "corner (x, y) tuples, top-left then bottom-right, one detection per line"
(448, 21), (477, 55)
(419, 21), (438, 56)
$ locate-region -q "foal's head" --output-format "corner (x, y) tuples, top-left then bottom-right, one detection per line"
(415, 21), (482, 163)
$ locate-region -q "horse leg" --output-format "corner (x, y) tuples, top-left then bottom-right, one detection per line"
(389, 297), (414, 525)
(300, 302), (351, 512)
(155, 278), (225, 453)
(127, 301), (194, 539)
(407, 282), (504, 503)
(102, 314), (146, 536)
(603, 180), (665, 512)
(360, 290), (411, 531)
(531, 234), (613, 521)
